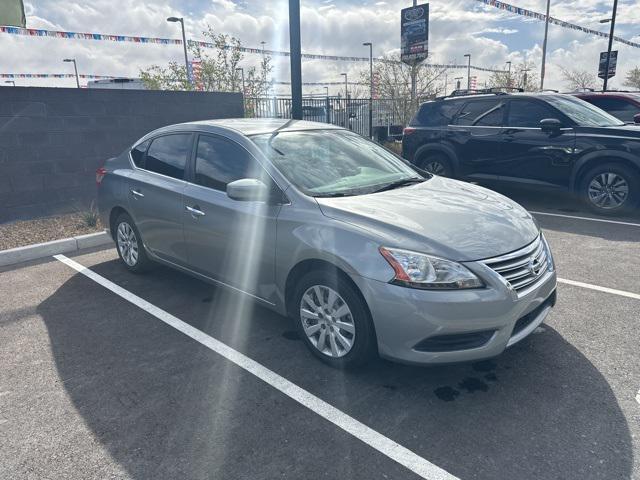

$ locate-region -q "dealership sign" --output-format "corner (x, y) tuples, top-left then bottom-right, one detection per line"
(401, 3), (429, 65)
(598, 50), (618, 79)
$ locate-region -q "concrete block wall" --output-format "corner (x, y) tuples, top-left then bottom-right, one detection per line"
(0, 87), (243, 222)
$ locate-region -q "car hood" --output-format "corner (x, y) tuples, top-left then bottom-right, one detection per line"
(316, 176), (539, 262)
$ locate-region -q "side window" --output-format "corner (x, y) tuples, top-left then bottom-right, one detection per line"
(414, 101), (462, 126)
(507, 100), (556, 128)
(130, 140), (150, 168)
(455, 100), (503, 126)
(194, 135), (267, 191)
(588, 97), (637, 122)
(145, 134), (191, 180)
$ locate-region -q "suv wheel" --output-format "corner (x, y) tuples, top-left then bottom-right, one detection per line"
(580, 163), (638, 215)
(293, 271), (377, 369)
(115, 213), (152, 272)
(417, 153), (453, 177)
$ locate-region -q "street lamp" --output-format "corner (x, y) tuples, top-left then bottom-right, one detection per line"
(363, 42), (373, 139)
(63, 58), (80, 88)
(235, 67), (245, 95)
(167, 16), (191, 87)
(601, 0), (618, 91)
(540, 0), (551, 90)
(340, 72), (348, 100)
(5, 80), (15, 87)
(464, 54), (471, 90)
(506, 61), (512, 87)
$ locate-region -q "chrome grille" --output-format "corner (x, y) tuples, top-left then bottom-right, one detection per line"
(481, 236), (549, 295)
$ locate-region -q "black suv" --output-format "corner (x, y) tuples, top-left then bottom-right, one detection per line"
(402, 92), (640, 214)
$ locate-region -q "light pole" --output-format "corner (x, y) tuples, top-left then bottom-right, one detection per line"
(324, 86), (329, 97)
(601, 0), (618, 91)
(521, 66), (531, 91)
(167, 17), (191, 87)
(464, 53), (471, 90)
(540, 0), (551, 90)
(363, 42), (373, 139)
(5, 80), (15, 87)
(235, 67), (245, 95)
(340, 73), (348, 100)
(506, 61), (512, 87)
(288, 2), (302, 119)
(63, 59), (80, 88)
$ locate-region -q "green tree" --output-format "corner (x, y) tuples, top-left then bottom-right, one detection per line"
(140, 27), (272, 97)
(623, 67), (640, 89)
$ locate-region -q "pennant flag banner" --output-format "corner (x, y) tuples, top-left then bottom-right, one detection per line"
(476, 0), (640, 49)
(0, 73), (116, 79)
(0, 25), (506, 72)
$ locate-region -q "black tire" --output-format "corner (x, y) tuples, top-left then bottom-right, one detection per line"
(114, 212), (152, 273)
(292, 270), (377, 369)
(579, 162), (639, 215)
(416, 152), (453, 177)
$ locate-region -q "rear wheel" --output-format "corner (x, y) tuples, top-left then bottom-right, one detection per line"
(417, 152), (453, 177)
(114, 213), (152, 273)
(579, 163), (639, 215)
(292, 270), (377, 369)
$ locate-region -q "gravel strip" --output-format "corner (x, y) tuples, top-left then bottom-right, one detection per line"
(0, 213), (102, 251)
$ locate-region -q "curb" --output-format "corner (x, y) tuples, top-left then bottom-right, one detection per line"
(0, 231), (113, 268)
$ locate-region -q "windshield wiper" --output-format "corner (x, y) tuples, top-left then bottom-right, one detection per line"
(370, 177), (425, 193)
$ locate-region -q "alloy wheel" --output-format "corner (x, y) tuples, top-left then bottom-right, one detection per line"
(587, 172), (629, 209)
(117, 222), (139, 267)
(424, 160), (446, 176)
(299, 285), (355, 358)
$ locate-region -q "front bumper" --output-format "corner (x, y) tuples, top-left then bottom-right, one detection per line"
(353, 266), (557, 365)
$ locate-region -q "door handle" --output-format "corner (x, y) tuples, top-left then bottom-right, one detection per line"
(130, 189), (144, 199)
(185, 205), (205, 217)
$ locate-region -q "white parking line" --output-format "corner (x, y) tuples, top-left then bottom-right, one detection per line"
(530, 211), (640, 228)
(53, 254), (458, 480)
(558, 278), (640, 301)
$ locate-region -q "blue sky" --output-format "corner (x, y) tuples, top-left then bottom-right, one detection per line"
(1, 0), (639, 92)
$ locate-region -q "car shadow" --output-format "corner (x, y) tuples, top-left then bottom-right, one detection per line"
(37, 259), (634, 480)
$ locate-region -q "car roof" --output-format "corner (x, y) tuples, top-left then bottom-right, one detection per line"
(423, 92), (566, 106)
(571, 91), (640, 99)
(176, 118), (344, 136)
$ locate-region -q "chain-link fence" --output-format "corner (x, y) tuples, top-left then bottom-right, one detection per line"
(244, 96), (419, 141)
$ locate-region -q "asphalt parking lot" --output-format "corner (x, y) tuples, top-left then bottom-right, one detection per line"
(1, 190), (639, 480)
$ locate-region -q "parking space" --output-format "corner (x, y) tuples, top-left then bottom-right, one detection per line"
(1, 203), (639, 480)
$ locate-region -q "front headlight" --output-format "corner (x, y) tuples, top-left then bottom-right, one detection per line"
(379, 247), (484, 290)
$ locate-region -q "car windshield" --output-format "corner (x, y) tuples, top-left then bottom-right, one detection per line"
(251, 129), (425, 197)
(545, 95), (625, 127)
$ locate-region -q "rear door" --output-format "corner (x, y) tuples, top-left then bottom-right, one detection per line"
(182, 134), (281, 301)
(499, 98), (575, 187)
(127, 133), (192, 265)
(448, 98), (507, 179)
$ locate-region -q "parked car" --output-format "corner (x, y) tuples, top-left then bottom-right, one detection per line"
(571, 91), (640, 124)
(97, 119), (556, 368)
(402, 92), (640, 214)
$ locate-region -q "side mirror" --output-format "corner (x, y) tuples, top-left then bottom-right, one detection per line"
(540, 118), (562, 132)
(634, 113), (640, 124)
(226, 178), (270, 202)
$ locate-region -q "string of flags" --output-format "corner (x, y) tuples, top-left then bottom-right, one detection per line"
(0, 73), (116, 79)
(0, 25), (506, 72)
(477, 0), (640, 49)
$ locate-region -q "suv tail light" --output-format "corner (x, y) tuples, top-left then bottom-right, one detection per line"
(403, 127), (416, 136)
(96, 167), (107, 185)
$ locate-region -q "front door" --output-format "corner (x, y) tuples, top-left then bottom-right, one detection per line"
(500, 99), (575, 187)
(127, 133), (192, 265)
(182, 134), (281, 303)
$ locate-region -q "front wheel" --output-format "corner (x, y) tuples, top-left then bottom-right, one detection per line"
(293, 271), (377, 369)
(580, 163), (639, 215)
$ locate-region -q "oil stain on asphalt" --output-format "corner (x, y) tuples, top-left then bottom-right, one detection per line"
(434, 360), (501, 401)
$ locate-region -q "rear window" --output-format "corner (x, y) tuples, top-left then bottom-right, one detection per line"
(412, 101), (462, 126)
(144, 134), (191, 180)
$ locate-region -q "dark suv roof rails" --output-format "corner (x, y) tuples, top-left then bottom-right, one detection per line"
(443, 87), (524, 99)
(541, 89), (559, 93)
